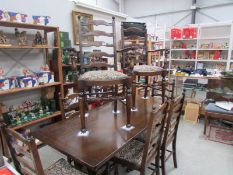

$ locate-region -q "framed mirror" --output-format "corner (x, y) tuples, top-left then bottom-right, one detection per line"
(72, 11), (94, 45)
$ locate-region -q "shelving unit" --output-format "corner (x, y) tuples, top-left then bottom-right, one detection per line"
(168, 22), (233, 72)
(60, 48), (80, 96)
(11, 111), (62, 130)
(147, 25), (167, 67)
(0, 82), (61, 96)
(0, 21), (63, 130)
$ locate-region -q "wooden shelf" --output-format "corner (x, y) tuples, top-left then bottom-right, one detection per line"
(11, 111), (62, 130)
(150, 40), (164, 43)
(0, 82), (61, 96)
(170, 38), (197, 41)
(0, 21), (58, 32)
(171, 48), (196, 51)
(170, 59), (196, 61)
(62, 64), (81, 68)
(63, 82), (75, 86)
(198, 48), (228, 51)
(148, 49), (168, 52)
(0, 46), (59, 49)
(197, 59), (228, 62)
(198, 36), (229, 40)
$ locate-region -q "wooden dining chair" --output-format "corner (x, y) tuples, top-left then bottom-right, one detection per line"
(0, 124), (87, 175)
(59, 92), (81, 120)
(135, 80), (175, 143)
(113, 102), (168, 175)
(118, 22), (169, 110)
(76, 16), (133, 134)
(160, 92), (185, 175)
(151, 76), (175, 104)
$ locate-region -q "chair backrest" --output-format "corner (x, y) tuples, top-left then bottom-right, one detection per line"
(59, 93), (80, 120)
(141, 102), (168, 169)
(162, 92), (185, 148)
(152, 73), (175, 104)
(0, 125), (44, 175)
(78, 17), (117, 73)
(120, 22), (148, 74)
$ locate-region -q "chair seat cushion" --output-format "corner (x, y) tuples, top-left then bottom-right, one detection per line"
(135, 131), (146, 142)
(115, 140), (144, 167)
(133, 65), (163, 72)
(79, 70), (128, 81)
(45, 158), (87, 175)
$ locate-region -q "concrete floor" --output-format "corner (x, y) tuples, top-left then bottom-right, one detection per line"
(39, 120), (233, 175)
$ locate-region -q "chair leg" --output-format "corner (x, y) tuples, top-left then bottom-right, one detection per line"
(161, 152), (166, 175)
(155, 155), (160, 175)
(144, 86), (148, 98)
(114, 164), (119, 175)
(204, 115), (209, 135)
(114, 85), (118, 113)
(74, 161), (83, 171)
(172, 141), (178, 168)
(67, 156), (72, 164)
(132, 84), (137, 110)
(151, 77), (156, 97)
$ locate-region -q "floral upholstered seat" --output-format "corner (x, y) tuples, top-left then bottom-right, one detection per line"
(133, 65), (163, 72)
(115, 140), (144, 168)
(79, 70), (128, 81)
(45, 158), (87, 175)
(135, 131), (147, 142)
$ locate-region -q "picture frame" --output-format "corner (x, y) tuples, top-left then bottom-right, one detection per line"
(72, 11), (94, 45)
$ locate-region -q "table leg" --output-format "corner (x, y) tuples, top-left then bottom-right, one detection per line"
(204, 114), (208, 135)
(87, 169), (97, 175)
(126, 87), (132, 127)
(144, 77), (148, 98)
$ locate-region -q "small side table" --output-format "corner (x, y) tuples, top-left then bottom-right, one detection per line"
(204, 103), (233, 134)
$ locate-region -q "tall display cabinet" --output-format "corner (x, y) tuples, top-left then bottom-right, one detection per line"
(0, 21), (64, 131)
(168, 22), (233, 72)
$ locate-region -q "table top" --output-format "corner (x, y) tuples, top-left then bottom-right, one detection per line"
(32, 96), (159, 171)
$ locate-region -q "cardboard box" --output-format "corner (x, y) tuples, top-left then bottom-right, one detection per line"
(184, 102), (200, 124)
(171, 28), (182, 39)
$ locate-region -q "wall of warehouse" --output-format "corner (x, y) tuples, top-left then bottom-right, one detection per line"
(124, 0), (233, 27)
(1, 0), (120, 45)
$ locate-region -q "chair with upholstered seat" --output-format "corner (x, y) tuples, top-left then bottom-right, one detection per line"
(113, 102), (168, 175)
(0, 124), (87, 175)
(160, 92), (185, 175)
(118, 22), (169, 111)
(59, 93), (81, 120)
(76, 17), (133, 134)
(134, 79), (175, 143)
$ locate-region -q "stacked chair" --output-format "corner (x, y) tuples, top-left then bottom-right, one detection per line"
(118, 22), (169, 110)
(76, 17), (133, 134)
